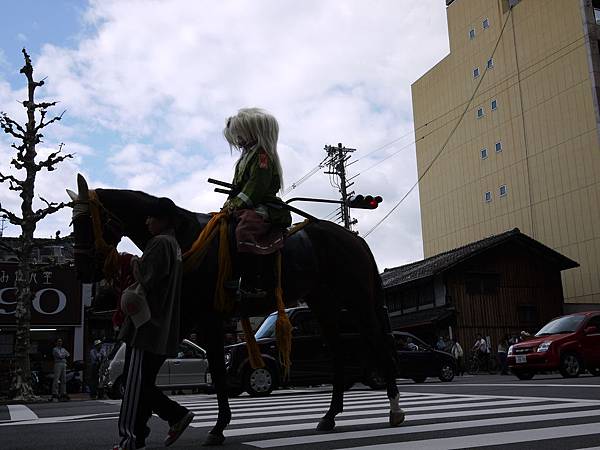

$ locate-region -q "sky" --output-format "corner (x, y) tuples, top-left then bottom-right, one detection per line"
(0, 0), (449, 271)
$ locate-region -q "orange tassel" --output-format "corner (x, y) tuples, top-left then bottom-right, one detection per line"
(242, 317), (265, 369)
(182, 211), (234, 313)
(274, 252), (292, 379)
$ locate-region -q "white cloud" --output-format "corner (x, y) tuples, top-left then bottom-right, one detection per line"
(1, 0), (451, 267)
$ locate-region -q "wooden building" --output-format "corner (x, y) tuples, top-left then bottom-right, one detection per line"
(381, 228), (579, 353)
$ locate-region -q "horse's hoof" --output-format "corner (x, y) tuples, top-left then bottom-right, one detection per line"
(389, 409), (405, 426)
(202, 432), (226, 446)
(316, 417), (335, 432)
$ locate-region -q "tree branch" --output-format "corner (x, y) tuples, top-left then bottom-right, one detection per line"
(36, 143), (74, 172)
(0, 113), (26, 139)
(0, 206), (23, 226)
(0, 172), (23, 191)
(33, 199), (71, 222)
(36, 110), (65, 131)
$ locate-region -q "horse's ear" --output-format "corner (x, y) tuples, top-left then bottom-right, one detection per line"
(66, 189), (78, 202)
(77, 173), (89, 201)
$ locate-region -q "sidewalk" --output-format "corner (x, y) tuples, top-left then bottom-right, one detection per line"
(0, 392), (95, 405)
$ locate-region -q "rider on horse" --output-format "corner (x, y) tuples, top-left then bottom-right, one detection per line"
(222, 108), (292, 299)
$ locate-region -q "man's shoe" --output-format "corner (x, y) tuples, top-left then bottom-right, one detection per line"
(165, 411), (195, 447)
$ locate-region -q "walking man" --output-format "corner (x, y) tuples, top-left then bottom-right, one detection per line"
(114, 198), (194, 450)
(51, 338), (70, 401)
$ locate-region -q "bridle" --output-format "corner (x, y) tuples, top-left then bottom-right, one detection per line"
(83, 190), (124, 284)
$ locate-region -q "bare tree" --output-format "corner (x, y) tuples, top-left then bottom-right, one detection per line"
(0, 49), (73, 401)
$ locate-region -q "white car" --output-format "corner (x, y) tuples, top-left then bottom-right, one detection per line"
(100, 339), (212, 399)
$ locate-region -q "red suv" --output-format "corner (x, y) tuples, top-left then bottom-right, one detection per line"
(507, 311), (600, 380)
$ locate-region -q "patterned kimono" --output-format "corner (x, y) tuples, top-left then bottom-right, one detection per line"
(228, 147), (291, 254)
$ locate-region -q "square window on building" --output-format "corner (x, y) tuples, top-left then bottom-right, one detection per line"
(518, 305), (538, 323)
(477, 107), (484, 118)
(466, 273), (499, 295)
(480, 148), (488, 159)
(487, 58), (494, 69)
(491, 99), (497, 110)
(469, 28), (476, 39)
(483, 18), (490, 29)
(499, 184), (507, 197)
(495, 141), (502, 152)
(473, 67), (480, 78)
(484, 191), (492, 202)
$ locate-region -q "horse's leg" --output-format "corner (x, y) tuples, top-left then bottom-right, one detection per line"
(309, 296), (345, 432)
(351, 293), (405, 427)
(202, 318), (231, 446)
(368, 307), (405, 426)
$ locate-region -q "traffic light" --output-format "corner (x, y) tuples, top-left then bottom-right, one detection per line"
(347, 194), (383, 209)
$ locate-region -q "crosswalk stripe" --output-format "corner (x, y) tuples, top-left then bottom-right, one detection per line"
(245, 405), (600, 447)
(334, 422), (600, 450)
(191, 400), (548, 428)
(7, 405), (38, 422)
(224, 401), (596, 437)
(184, 394), (447, 412)
(188, 397), (547, 425)
(179, 391), (438, 407)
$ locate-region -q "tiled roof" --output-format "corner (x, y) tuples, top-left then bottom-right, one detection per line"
(381, 228), (578, 289)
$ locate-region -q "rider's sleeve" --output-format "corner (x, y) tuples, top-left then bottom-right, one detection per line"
(134, 236), (171, 293)
(231, 150), (274, 209)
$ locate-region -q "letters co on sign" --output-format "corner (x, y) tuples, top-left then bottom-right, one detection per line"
(0, 263), (82, 326)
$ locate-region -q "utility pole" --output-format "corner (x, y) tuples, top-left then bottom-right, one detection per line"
(324, 143), (356, 230)
(0, 215), (6, 237)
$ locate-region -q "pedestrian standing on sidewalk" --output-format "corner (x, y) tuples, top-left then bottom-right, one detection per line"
(450, 338), (464, 376)
(89, 339), (104, 399)
(51, 338), (70, 402)
(113, 198), (194, 450)
(497, 335), (509, 375)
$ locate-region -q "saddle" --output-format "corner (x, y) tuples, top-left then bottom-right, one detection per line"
(227, 218), (315, 317)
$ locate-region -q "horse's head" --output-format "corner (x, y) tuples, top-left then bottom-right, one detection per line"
(67, 174), (124, 283)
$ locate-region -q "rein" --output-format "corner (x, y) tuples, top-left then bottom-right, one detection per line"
(88, 190), (120, 285)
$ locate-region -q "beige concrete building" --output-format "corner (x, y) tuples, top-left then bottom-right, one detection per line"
(411, 0), (600, 308)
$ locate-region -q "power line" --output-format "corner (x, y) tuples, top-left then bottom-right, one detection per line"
(410, 34), (586, 138)
(364, 7), (514, 238)
(283, 29), (586, 199)
(349, 34), (586, 184)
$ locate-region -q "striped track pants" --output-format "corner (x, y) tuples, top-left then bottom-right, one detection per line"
(118, 347), (144, 450)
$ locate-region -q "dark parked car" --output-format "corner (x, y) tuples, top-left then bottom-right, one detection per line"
(223, 307), (456, 397)
(391, 331), (456, 383)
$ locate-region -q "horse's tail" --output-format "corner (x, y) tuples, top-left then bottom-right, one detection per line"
(363, 237), (399, 374)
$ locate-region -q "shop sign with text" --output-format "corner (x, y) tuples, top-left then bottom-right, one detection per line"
(0, 263), (81, 326)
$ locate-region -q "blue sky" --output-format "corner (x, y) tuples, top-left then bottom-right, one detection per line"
(1, 1), (83, 73)
(0, 1), (449, 268)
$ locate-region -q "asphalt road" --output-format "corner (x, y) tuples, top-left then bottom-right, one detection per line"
(2, 374), (600, 450)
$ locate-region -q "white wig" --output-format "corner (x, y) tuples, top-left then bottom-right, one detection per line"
(224, 107), (284, 190)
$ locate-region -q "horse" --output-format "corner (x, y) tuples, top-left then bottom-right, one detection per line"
(67, 174), (405, 446)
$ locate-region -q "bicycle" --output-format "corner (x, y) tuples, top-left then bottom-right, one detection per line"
(468, 351), (498, 374)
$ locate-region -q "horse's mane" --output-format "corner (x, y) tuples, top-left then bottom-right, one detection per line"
(95, 188), (209, 252)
